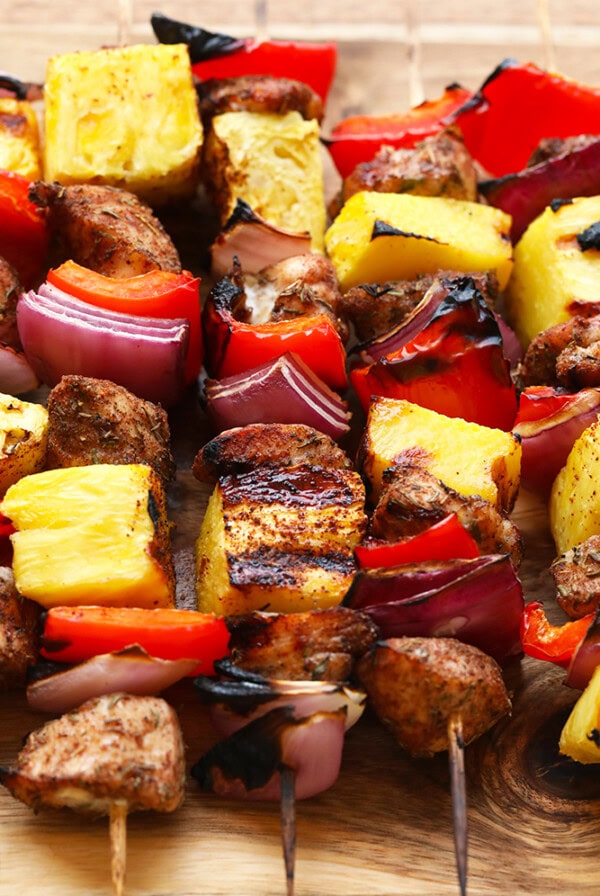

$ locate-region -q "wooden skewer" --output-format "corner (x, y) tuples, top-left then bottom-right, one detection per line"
(110, 800), (128, 896)
(448, 715), (468, 896)
(280, 766), (297, 896)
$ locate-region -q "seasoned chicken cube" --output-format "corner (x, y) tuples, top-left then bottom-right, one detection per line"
(198, 75), (324, 127)
(551, 534), (600, 619)
(0, 256), (22, 349)
(0, 567), (39, 689)
(0, 693), (185, 814)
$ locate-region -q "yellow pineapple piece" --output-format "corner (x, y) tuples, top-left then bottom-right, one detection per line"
(0, 394), (48, 497)
(505, 197), (600, 347)
(202, 110), (326, 251)
(559, 665), (600, 764)
(43, 44), (203, 205)
(324, 191), (513, 291)
(358, 397), (521, 511)
(0, 98), (41, 180)
(1, 464), (175, 609)
(550, 419), (600, 554)
(196, 464), (366, 616)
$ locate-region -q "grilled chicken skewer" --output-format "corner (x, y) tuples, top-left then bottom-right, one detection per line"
(0, 692), (186, 896)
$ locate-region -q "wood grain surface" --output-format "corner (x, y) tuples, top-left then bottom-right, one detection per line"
(2, 2), (600, 895)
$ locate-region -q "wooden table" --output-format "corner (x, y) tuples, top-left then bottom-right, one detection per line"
(2, 3), (600, 894)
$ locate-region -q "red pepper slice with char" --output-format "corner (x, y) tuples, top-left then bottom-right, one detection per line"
(0, 169), (48, 288)
(521, 601), (593, 668)
(355, 513), (480, 569)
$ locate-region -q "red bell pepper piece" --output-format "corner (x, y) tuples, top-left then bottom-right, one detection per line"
(0, 169), (48, 287)
(325, 85), (473, 178)
(449, 58), (600, 178)
(47, 261), (203, 384)
(203, 276), (348, 392)
(40, 605), (231, 676)
(521, 601), (593, 668)
(514, 385), (576, 424)
(355, 513), (480, 569)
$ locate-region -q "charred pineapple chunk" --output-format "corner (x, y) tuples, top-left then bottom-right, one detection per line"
(43, 44), (203, 204)
(202, 110), (326, 251)
(559, 665), (600, 764)
(196, 464), (366, 616)
(358, 397), (521, 512)
(550, 419), (600, 554)
(1, 464), (175, 609)
(505, 196), (600, 347)
(324, 191), (513, 291)
(0, 98), (42, 180)
(0, 394), (48, 497)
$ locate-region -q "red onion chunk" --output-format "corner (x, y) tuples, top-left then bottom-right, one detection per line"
(26, 646), (198, 714)
(346, 555), (524, 665)
(495, 313), (523, 367)
(204, 352), (351, 439)
(17, 289), (189, 407)
(514, 389), (600, 497)
(566, 613), (600, 690)
(0, 343), (40, 394)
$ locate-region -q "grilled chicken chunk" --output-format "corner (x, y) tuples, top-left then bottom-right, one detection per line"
(371, 463), (523, 567)
(227, 607), (379, 681)
(46, 375), (175, 484)
(555, 315), (600, 389)
(198, 75), (324, 127)
(357, 636), (511, 758)
(0, 567), (39, 689)
(28, 181), (181, 278)
(193, 423), (353, 484)
(0, 256), (21, 348)
(0, 693), (186, 815)
(551, 535), (600, 619)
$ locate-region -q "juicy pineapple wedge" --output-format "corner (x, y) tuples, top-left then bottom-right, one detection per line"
(358, 397), (521, 512)
(202, 110), (326, 251)
(1, 464), (175, 609)
(550, 419), (600, 554)
(0, 394), (48, 497)
(324, 191), (514, 291)
(0, 98), (42, 180)
(43, 44), (203, 204)
(196, 464), (367, 616)
(560, 665), (600, 764)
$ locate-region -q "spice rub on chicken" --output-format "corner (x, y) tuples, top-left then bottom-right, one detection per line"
(226, 607), (379, 681)
(28, 181), (181, 278)
(370, 463), (522, 567)
(198, 74), (324, 127)
(518, 314), (600, 389)
(0, 256), (22, 348)
(193, 422), (353, 484)
(45, 375), (175, 484)
(550, 534), (600, 619)
(0, 567), (39, 689)
(0, 693), (186, 815)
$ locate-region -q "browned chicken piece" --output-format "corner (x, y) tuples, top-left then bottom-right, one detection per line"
(262, 253), (348, 339)
(193, 422), (353, 483)
(356, 636), (511, 758)
(226, 606), (379, 681)
(0, 257), (21, 348)
(28, 181), (181, 278)
(340, 270), (500, 343)
(555, 315), (600, 389)
(0, 693), (186, 815)
(45, 375), (175, 484)
(330, 128), (478, 218)
(0, 567), (39, 689)
(197, 74), (324, 127)
(370, 463), (523, 567)
(551, 535), (600, 619)
(519, 317), (578, 386)
(527, 134), (598, 166)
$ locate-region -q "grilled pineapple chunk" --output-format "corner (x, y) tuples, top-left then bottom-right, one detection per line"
(1, 464), (175, 609)
(505, 197), (600, 346)
(0, 98), (42, 180)
(43, 44), (203, 204)
(358, 397), (521, 511)
(202, 110), (326, 251)
(324, 191), (513, 291)
(559, 665), (600, 764)
(550, 419), (600, 554)
(0, 394), (48, 497)
(196, 464), (366, 616)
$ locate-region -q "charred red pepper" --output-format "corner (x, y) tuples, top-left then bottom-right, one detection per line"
(449, 58), (600, 178)
(0, 169), (48, 287)
(47, 261), (203, 383)
(203, 276), (348, 392)
(521, 601), (593, 668)
(355, 513), (480, 569)
(325, 85), (473, 178)
(151, 13), (337, 104)
(350, 276), (517, 430)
